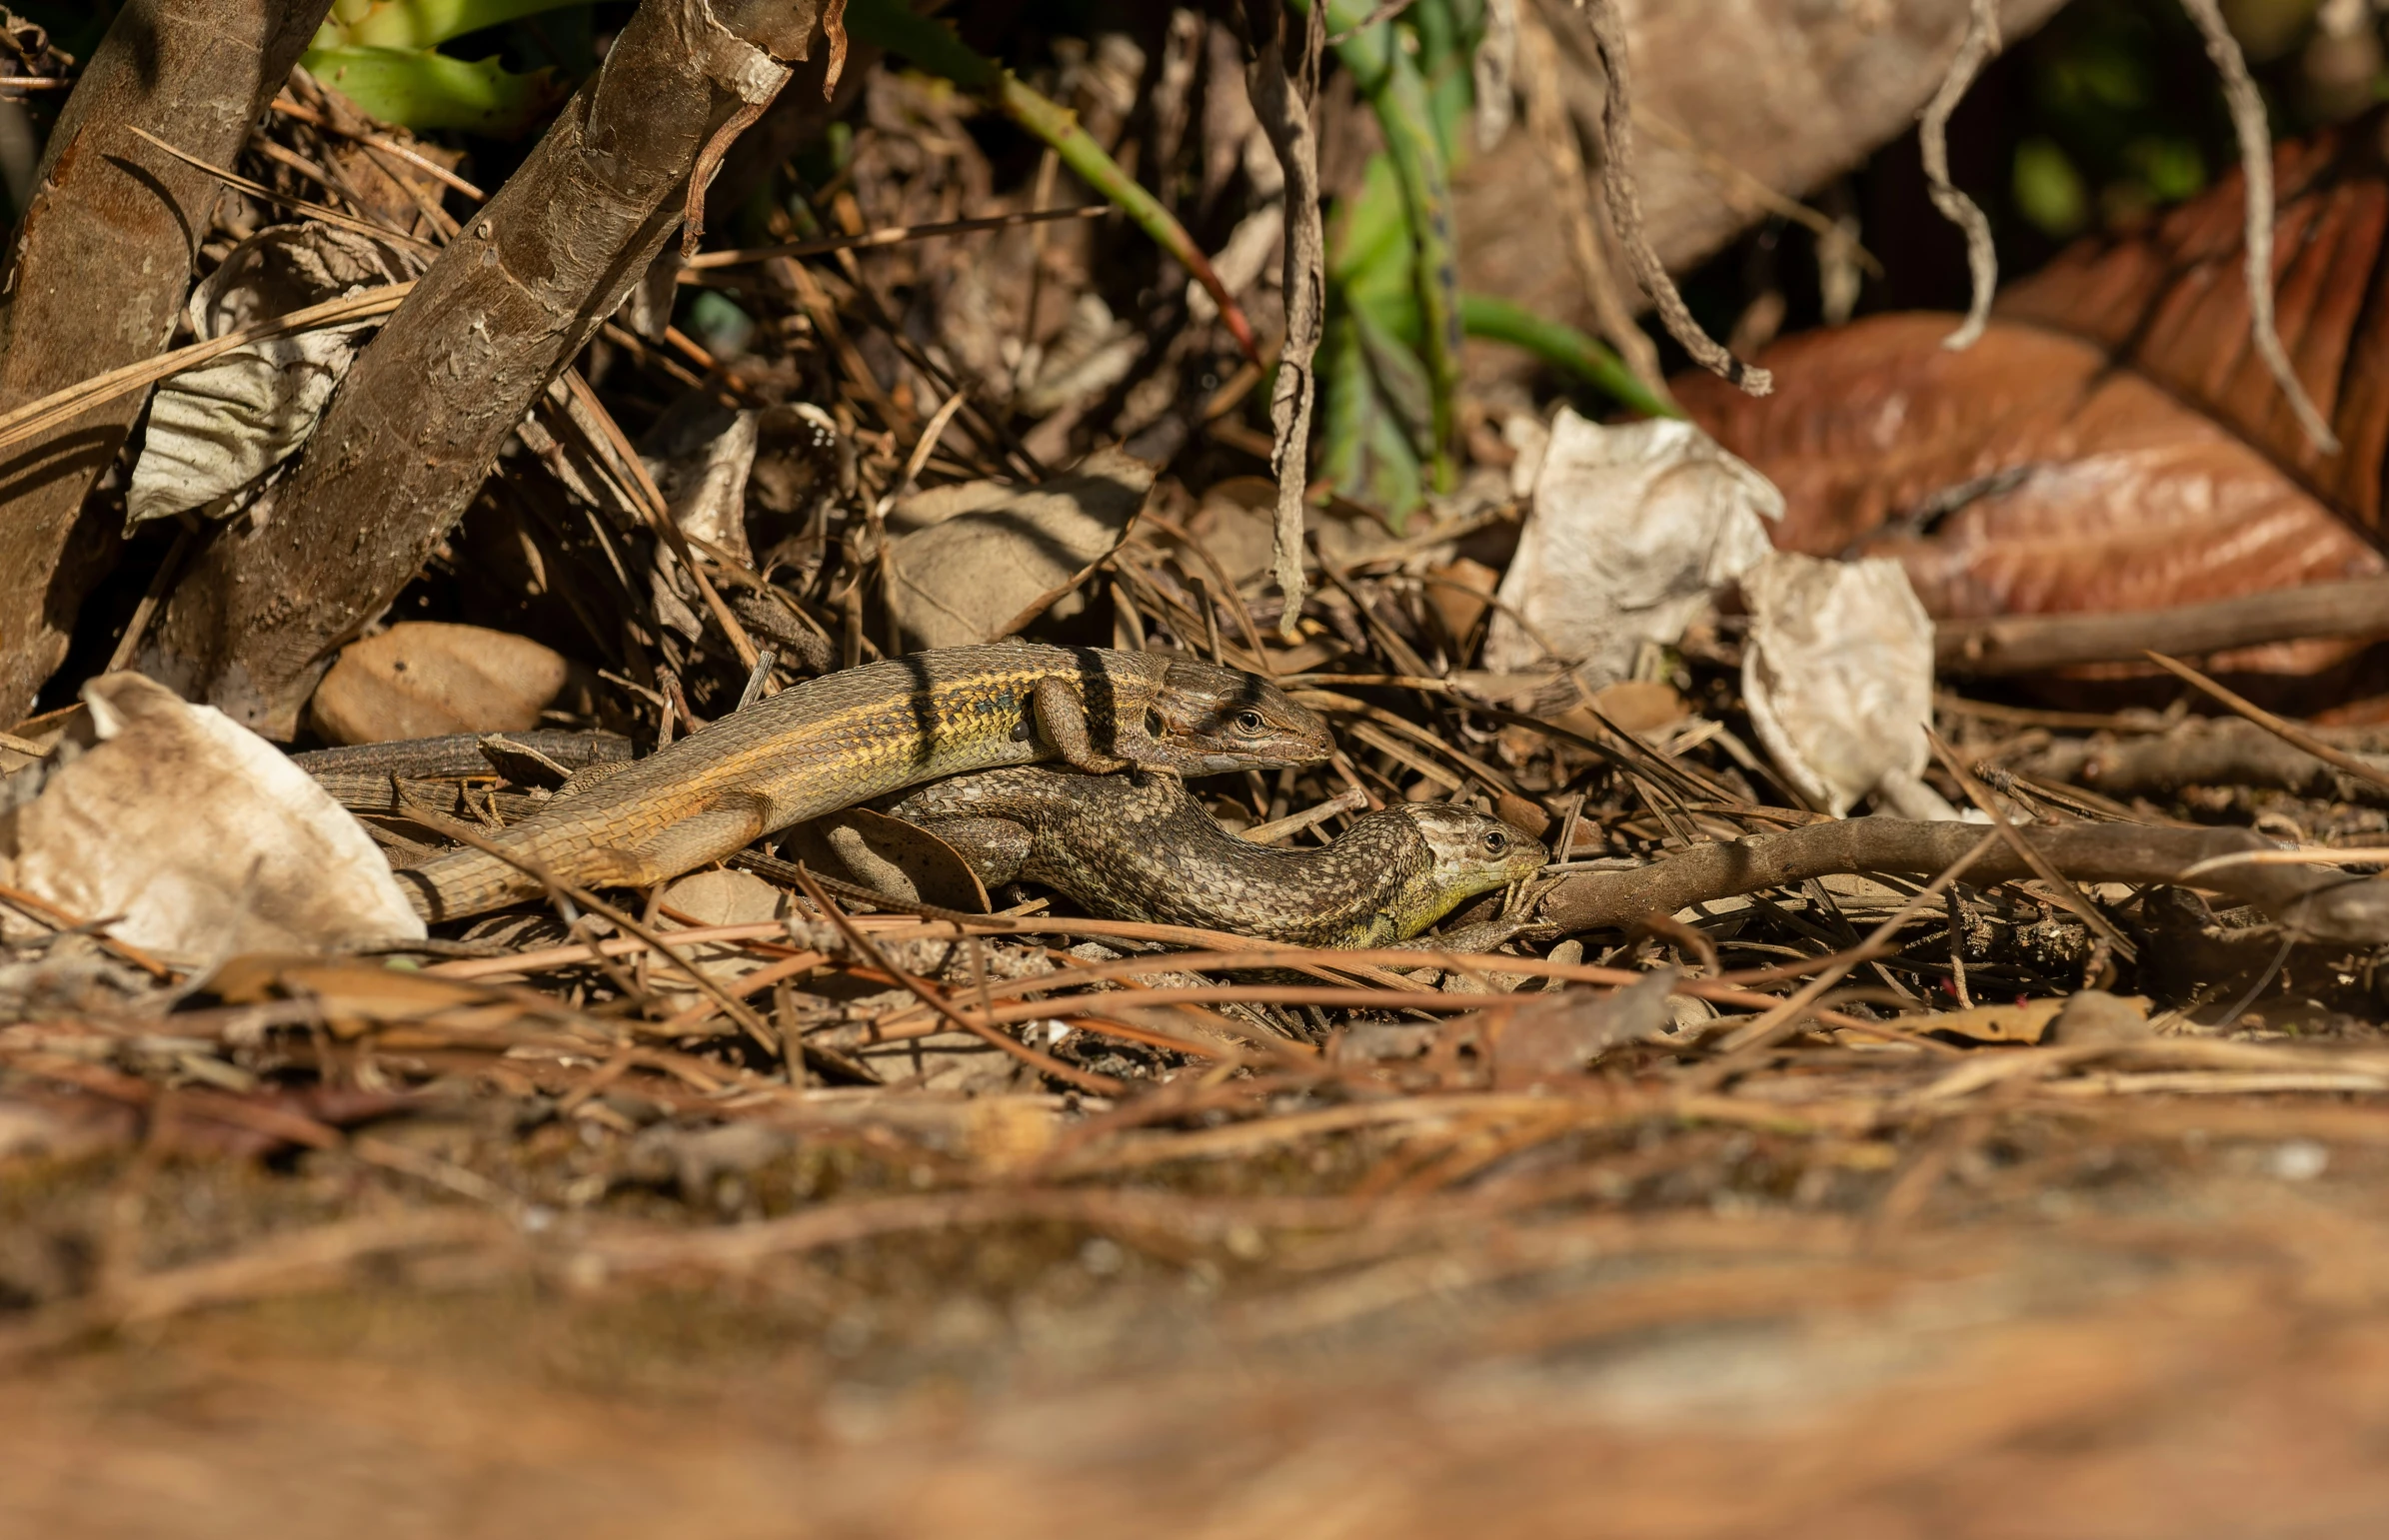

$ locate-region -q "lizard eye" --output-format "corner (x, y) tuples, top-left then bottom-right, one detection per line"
(1482, 829), (1508, 854)
(1145, 708), (1166, 739)
(1232, 709), (1266, 735)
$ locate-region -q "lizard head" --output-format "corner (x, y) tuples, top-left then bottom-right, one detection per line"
(1384, 802), (1549, 936)
(1138, 659), (1335, 773)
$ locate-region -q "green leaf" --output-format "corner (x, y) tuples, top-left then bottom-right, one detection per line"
(1328, 155), (1411, 290)
(302, 44), (565, 136)
(1350, 302), (1435, 453)
(313, 0), (589, 52)
(1317, 313), (1422, 529)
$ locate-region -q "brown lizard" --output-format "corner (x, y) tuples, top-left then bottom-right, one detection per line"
(396, 642), (1332, 920)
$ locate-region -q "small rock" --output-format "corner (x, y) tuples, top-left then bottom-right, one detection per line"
(2044, 990), (2155, 1047)
(309, 623), (586, 745)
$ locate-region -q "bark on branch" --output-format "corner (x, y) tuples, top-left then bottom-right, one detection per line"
(143, 0), (833, 736)
(1540, 818), (2389, 945)
(0, 0), (334, 723)
(1936, 576), (2389, 675)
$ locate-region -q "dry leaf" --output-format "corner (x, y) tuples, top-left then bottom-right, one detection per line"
(1898, 997), (2067, 1045)
(127, 223), (420, 526)
(652, 868), (793, 1007)
(1678, 121), (2389, 680)
(883, 447), (1153, 651)
(1455, 0), (2070, 380)
(1493, 970), (1680, 1083)
(642, 397), (761, 564)
(788, 807), (993, 912)
(1742, 552), (1959, 819)
(1679, 315), (2380, 668)
(4, 674), (422, 960)
(1484, 409), (1780, 685)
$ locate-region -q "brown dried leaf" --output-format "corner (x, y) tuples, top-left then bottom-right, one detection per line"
(1675, 122), (2389, 679)
(1995, 119), (2389, 540)
(786, 807), (992, 913)
(1680, 315), (2381, 630)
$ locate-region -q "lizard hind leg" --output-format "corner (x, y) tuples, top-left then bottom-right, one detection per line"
(588, 800), (771, 889)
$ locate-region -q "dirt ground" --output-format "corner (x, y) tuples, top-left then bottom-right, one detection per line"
(7, 1074), (2389, 1538)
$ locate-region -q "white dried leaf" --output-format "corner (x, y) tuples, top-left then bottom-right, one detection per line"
(126, 223), (420, 527)
(1484, 409), (1781, 685)
(10, 674), (423, 962)
(1741, 552), (1959, 819)
(127, 323), (375, 525)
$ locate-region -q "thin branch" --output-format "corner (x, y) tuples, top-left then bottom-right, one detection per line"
(269, 94), (489, 202)
(1918, 0), (2000, 351)
(2177, 0), (2341, 454)
(124, 126), (437, 252)
(2142, 649), (2389, 797)
(1573, 0), (1771, 395)
(681, 203), (1105, 269)
(1710, 829), (1999, 1056)
(1517, 2), (1667, 399)
(1243, 1), (1326, 640)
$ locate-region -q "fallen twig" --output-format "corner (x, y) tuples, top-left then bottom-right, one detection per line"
(1537, 818), (2389, 943)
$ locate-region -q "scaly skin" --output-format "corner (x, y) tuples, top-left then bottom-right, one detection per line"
(295, 729), (632, 814)
(399, 643), (1331, 920)
(885, 766), (1547, 947)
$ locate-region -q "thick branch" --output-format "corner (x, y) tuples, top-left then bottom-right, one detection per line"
(1936, 577), (2389, 675)
(143, 0), (827, 736)
(1540, 819), (2389, 944)
(2021, 719), (2389, 806)
(0, 0), (333, 722)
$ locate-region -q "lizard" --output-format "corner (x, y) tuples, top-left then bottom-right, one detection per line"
(395, 642), (1333, 921)
(879, 765), (1547, 947)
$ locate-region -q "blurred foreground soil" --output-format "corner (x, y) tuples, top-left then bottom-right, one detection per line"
(7, 1091), (2389, 1538)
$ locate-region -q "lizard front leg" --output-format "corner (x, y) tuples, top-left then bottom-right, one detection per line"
(1031, 675), (1135, 773)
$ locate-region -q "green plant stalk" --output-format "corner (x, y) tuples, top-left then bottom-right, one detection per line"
(1461, 293), (1680, 420)
(315, 0), (583, 51)
(1407, 0), (1471, 162)
(845, 0), (1257, 361)
(1307, 0), (1460, 492)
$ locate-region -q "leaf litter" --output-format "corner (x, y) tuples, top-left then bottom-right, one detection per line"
(13, 6), (2389, 1533)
